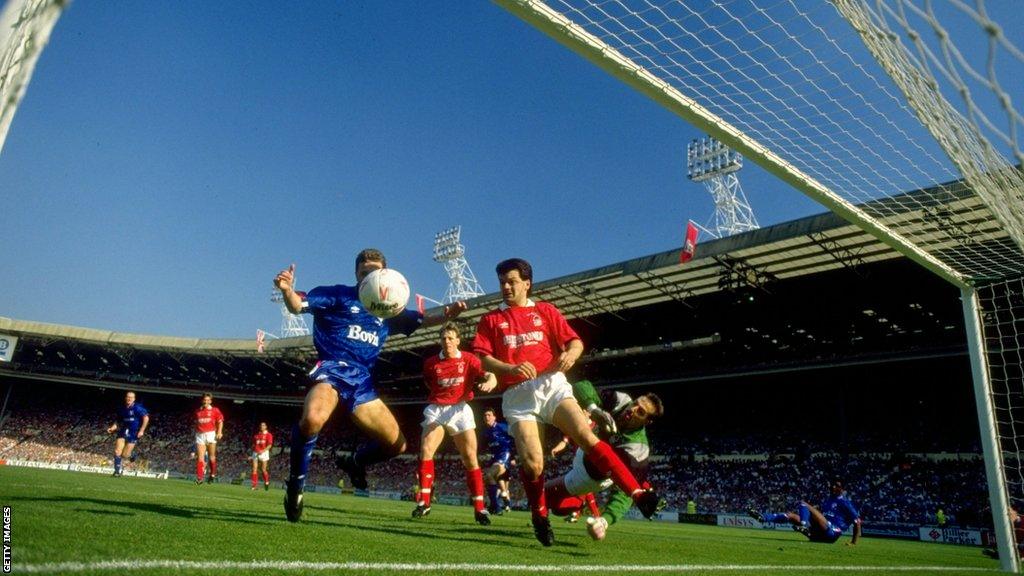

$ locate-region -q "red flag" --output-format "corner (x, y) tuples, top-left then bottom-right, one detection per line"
(256, 329), (265, 353)
(680, 221), (699, 264)
(416, 294), (426, 315)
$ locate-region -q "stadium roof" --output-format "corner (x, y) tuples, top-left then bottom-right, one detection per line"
(1, 177), (1007, 356)
(0, 177), (1003, 401)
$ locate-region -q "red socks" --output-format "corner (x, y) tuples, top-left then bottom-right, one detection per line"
(466, 467), (485, 512)
(196, 460), (205, 481)
(418, 459), (435, 507)
(520, 469), (548, 518)
(584, 440), (640, 495)
(583, 492), (601, 517)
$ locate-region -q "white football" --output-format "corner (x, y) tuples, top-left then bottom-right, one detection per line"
(358, 268), (410, 319)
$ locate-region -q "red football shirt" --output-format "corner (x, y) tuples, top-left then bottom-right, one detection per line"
(194, 406), (224, 433)
(252, 431), (273, 452)
(472, 300), (581, 389)
(423, 351), (485, 405)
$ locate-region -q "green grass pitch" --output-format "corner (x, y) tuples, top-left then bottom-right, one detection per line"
(0, 466), (1002, 575)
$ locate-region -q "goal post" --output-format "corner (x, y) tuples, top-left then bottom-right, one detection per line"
(494, 0), (1024, 570)
(0, 0), (68, 156)
(965, 284), (1019, 572)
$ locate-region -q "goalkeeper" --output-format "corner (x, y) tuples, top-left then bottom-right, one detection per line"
(544, 379), (665, 540)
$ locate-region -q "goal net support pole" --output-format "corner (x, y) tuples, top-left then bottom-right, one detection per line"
(964, 286), (1018, 572)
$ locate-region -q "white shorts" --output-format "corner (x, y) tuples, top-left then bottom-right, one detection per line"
(421, 402), (476, 435)
(252, 450), (270, 462)
(564, 447), (613, 495)
(501, 372), (575, 427)
(195, 431), (217, 446)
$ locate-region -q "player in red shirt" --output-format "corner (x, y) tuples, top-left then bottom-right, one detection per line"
(472, 258), (662, 546)
(193, 393), (224, 484)
(250, 421), (274, 491)
(413, 322), (497, 525)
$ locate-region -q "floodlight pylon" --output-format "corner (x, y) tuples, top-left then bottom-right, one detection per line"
(687, 136), (759, 237)
(433, 226), (485, 304)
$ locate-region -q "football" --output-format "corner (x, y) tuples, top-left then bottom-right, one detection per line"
(358, 268), (410, 319)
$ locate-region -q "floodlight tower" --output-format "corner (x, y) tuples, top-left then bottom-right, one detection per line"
(271, 281), (310, 338)
(433, 226), (485, 304)
(686, 136), (759, 237)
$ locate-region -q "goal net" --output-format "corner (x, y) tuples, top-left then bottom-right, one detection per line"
(493, 0), (1024, 569)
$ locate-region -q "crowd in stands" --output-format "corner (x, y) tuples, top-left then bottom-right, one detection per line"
(0, 386), (989, 527)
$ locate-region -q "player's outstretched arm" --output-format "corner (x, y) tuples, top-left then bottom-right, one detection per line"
(549, 437), (569, 458)
(106, 423), (118, 434)
(138, 415), (149, 437)
(848, 519), (862, 545)
(422, 301), (467, 327)
(274, 263), (303, 314)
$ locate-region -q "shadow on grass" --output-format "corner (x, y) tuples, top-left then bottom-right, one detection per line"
(8, 495), (280, 526)
(74, 508), (133, 517)
(292, 513), (590, 557)
(11, 494), (590, 556)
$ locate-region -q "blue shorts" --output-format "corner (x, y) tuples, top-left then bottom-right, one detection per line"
(809, 522), (843, 543)
(310, 361), (378, 411)
(117, 429), (140, 444)
(490, 450), (512, 470)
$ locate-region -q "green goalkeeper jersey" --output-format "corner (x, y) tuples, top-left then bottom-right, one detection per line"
(571, 379), (651, 524)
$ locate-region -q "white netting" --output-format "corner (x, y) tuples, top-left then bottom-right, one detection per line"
(979, 275), (1024, 553)
(502, 0), (1024, 282)
(0, 0), (67, 156)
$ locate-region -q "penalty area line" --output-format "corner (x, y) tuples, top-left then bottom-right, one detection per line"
(11, 560), (1000, 573)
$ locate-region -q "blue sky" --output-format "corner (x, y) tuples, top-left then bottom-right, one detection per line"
(0, 2), (1018, 338)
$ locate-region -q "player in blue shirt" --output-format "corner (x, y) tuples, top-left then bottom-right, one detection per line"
(105, 391), (149, 477)
(274, 249), (465, 522)
(749, 479), (862, 544)
(482, 407), (515, 513)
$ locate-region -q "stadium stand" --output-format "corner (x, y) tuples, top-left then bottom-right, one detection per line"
(0, 187), (999, 529)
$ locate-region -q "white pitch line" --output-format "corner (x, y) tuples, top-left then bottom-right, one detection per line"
(10, 560), (1000, 573)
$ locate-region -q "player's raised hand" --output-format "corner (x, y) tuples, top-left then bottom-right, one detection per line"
(589, 407), (618, 436)
(275, 263), (296, 292)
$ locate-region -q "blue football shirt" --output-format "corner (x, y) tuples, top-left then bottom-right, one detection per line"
(820, 493), (860, 532)
(301, 284), (422, 374)
(117, 403), (148, 433)
(485, 421), (514, 457)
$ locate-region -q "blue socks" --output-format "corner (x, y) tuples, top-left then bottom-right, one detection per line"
(487, 484), (501, 510)
(114, 456), (122, 474)
(763, 512), (789, 524)
(288, 424), (318, 490)
(354, 440), (393, 468)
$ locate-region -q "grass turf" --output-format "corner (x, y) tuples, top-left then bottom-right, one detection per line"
(0, 466), (1002, 575)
